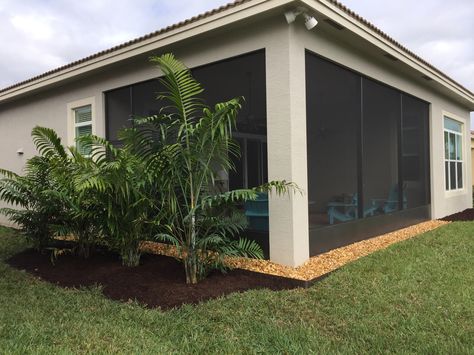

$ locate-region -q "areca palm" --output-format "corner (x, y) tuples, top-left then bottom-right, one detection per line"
(0, 155), (60, 249)
(0, 127), (71, 249)
(135, 54), (295, 284)
(35, 127), (106, 257)
(0, 126), (104, 255)
(73, 133), (158, 266)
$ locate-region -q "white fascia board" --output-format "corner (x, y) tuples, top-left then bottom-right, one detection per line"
(301, 0), (474, 107)
(0, 0), (291, 104)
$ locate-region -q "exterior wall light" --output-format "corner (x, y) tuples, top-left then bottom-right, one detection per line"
(303, 13), (318, 30)
(284, 8), (318, 30)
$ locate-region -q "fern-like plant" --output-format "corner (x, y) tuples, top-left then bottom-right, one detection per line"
(0, 129), (65, 249)
(31, 126), (104, 258)
(72, 134), (158, 266)
(0, 126), (104, 255)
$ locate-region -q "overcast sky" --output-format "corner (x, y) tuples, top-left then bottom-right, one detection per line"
(0, 0), (472, 117)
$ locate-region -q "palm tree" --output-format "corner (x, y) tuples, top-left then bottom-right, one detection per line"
(0, 126), (105, 256)
(72, 134), (158, 266)
(133, 53), (295, 284)
(0, 127), (72, 250)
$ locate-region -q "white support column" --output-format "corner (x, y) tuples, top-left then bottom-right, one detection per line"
(266, 23), (309, 267)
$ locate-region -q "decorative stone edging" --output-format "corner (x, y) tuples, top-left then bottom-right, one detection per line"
(142, 220), (449, 282)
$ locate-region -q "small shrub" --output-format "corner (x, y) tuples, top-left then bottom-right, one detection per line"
(0, 155), (61, 250)
(72, 135), (158, 267)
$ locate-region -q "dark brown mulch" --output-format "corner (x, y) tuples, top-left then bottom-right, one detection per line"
(7, 248), (305, 310)
(441, 208), (474, 222)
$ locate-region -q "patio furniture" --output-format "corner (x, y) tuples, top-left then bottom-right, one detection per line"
(244, 192), (269, 231)
(371, 183), (407, 213)
(327, 184), (408, 225)
(327, 193), (379, 225)
(327, 194), (358, 224)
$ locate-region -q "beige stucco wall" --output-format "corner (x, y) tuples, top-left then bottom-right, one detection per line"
(0, 12), (472, 264)
(471, 135), (474, 195)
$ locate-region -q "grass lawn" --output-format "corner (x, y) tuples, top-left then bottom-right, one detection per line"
(0, 223), (473, 354)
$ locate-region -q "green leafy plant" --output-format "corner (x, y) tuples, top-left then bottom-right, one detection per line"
(31, 126), (104, 258)
(0, 127), (104, 256)
(133, 53), (296, 284)
(0, 53), (297, 281)
(72, 134), (157, 267)
(0, 135), (63, 250)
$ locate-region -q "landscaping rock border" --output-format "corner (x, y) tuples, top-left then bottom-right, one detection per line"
(143, 220), (449, 282)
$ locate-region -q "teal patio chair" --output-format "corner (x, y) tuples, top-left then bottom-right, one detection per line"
(327, 193), (377, 225)
(327, 194), (358, 225)
(371, 183), (407, 214)
(244, 192), (269, 231)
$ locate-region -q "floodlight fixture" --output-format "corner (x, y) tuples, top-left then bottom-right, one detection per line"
(284, 8), (318, 30)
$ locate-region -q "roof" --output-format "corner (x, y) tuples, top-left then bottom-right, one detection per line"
(325, 0), (473, 97)
(1, 0), (473, 103)
(0, 0), (253, 95)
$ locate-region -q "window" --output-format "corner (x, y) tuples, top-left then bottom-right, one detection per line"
(74, 105), (93, 155)
(105, 87), (131, 145)
(67, 97), (95, 155)
(229, 134), (267, 190)
(444, 116), (463, 191)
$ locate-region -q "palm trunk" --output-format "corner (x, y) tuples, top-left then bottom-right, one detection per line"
(185, 211), (199, 284)
(183, 166), (200, 284)
(77, 241), (91, 259)
(77, 231), (92, 258)
(121, 238), (141, 267)
(184, 251), (198, 284)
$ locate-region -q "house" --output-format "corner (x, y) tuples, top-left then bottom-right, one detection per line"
(471, 132), (474, 186)
(0, 0), (473, 267)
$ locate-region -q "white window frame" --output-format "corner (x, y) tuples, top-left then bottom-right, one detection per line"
(443, 113), (464, 193)
(67, 97), (96, 150)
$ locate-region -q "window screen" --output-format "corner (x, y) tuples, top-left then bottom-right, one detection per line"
(104, 51), (267, 190)
(306, 54), (360, 228)
(306, 51), (431, 232)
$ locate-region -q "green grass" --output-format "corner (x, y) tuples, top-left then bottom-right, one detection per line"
(0, 223), (473, 354)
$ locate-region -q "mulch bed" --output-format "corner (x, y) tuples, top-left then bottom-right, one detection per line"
(5, 212), (462, 310)
(441, 208), (474, 222)
(7, 248), (305, 310)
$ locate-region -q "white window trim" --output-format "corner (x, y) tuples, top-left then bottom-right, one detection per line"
(443, 111), (465, 197)
(67, 97), (97, 148)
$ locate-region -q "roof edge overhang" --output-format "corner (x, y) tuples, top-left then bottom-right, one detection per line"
(0, 0), (288, 104)
(1, 0), (473, 110)
(302, 0), (474, 110)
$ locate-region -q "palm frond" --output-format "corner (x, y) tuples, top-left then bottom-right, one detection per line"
(255, 180), (301, 196)
(31, 126), (68, 160)
(151, 53), (205, 130)
(200, 189), (258, 210)
(233, 238), (264, 259)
